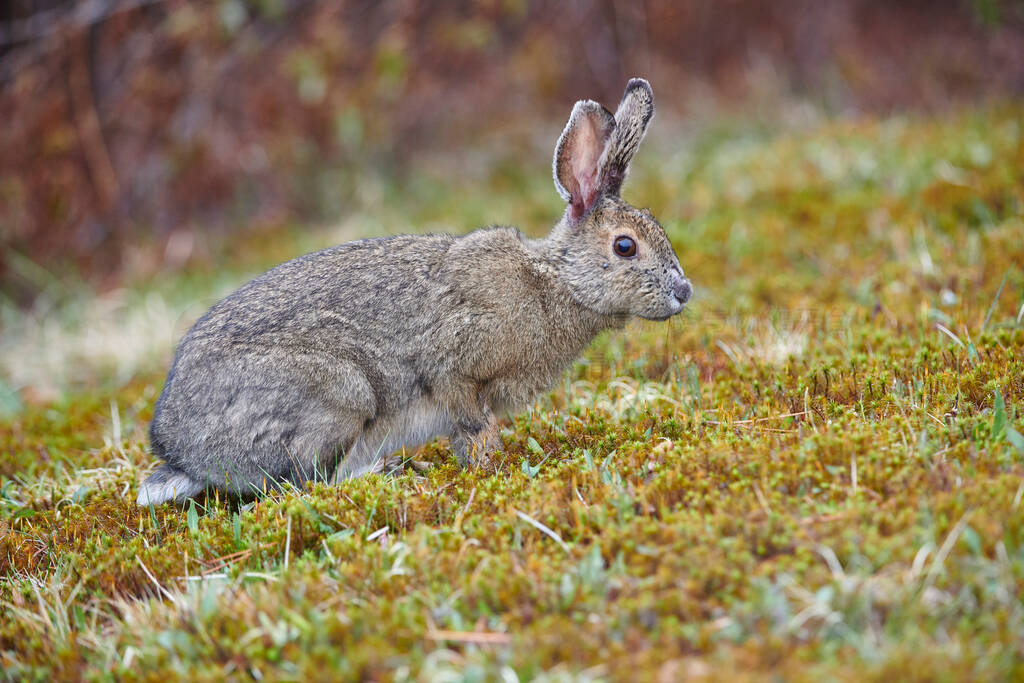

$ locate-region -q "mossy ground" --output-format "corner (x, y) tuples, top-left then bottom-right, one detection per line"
(2, 104), (1023, 681)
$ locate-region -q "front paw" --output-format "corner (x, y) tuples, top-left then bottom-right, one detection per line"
(372, 454), (431, 476)
(467, 443), (497, 472)
(453, 432), (502, 472)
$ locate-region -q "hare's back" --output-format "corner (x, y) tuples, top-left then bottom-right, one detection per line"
(154, 233), (457, 450)
(187, 233), (455, 344)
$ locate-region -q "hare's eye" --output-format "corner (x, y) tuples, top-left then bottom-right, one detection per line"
(613, 236), (637, 258)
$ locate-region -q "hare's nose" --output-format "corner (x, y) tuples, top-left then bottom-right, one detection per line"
(672, 276), (692, 304)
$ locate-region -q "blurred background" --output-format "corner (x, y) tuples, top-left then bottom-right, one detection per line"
(2, 0), (1023, 301)
(1, 0), (1023, 411)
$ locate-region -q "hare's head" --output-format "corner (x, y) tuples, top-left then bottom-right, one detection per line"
(551, 79), (690, 321)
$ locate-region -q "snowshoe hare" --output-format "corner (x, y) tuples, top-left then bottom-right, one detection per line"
(138, 78), (691, 506)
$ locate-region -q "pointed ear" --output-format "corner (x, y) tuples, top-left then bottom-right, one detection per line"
(553, 100), (615, 220)
(599, 78), (654, 197)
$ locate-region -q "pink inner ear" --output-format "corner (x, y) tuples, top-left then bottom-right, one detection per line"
(570, 118), (605, 218)
(574, 165), (599, 211)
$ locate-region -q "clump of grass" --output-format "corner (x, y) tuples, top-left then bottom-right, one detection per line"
(2, 103), (1023, 680)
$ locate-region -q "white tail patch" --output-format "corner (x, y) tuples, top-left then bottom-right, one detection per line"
(136, 467), (204, 506)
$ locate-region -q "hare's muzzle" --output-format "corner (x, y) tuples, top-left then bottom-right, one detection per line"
(671, 274), (692, 307)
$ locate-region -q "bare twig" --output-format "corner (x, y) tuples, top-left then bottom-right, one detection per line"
(136, 557), (178, 605)
(425, 629), (511, 644)
(513, 509), (570, 554)
(66, 30), (119, 211)
(0, 0), (167, 47)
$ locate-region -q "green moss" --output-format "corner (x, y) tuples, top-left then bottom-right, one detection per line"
(2, 103), (1024, 679)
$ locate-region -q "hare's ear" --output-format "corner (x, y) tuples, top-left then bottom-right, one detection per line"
(599, 78), (654, 197)
(553, 100), (615, 220)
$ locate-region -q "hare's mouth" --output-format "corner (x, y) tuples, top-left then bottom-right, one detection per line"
(645, 302), (685, 322)
(646, 284), (691, 321)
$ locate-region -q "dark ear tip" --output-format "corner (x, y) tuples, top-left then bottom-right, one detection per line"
(624, 78), (653, 99)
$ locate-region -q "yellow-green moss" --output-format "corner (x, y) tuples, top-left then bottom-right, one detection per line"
(2, 103), (1023, 681)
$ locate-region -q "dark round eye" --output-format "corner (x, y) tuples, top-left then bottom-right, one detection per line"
(613, 235), (637, 258)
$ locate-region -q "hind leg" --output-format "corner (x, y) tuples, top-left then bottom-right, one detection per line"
(332, 408), (442, 481)
(279, 408), (374, 489)
(151, 349), (379, 499)
(332, 433), (432, 481)
(331, 434), (379, 481)
(279, 363), (382, 488)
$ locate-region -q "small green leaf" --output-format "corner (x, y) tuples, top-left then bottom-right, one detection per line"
(967, 341), (979, 365)
(582, 449), (594, 471)
(187, 499), (199, 536)
(961, 525), (982, 555)
(13, 508), (36, 519)
(233, 512), (243, 548)
(300, 498), (334, 534)
(326, 529), (354, 543)
(992, 391), (1007, 441)
(1006, 426), (1024, 453)
(71, 486), (89, 504)
(72, 604), (86, 629)
(521, 458), (541, 479)
(527, 437), (544, 457)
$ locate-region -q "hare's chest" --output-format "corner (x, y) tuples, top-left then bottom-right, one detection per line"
(484, 330), (593, 411)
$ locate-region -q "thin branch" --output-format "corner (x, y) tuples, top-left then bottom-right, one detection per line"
(513, 509), (570, 554)
(425, 629), (511, 644)
(0, 0), (167, 48)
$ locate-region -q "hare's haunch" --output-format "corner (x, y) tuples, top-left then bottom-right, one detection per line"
(138, 78), (691, 506)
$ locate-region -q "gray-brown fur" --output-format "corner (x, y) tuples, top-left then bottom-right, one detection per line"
(138, 78), (691, 506)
